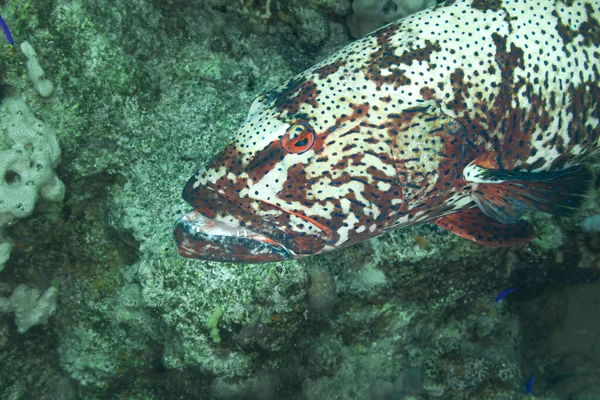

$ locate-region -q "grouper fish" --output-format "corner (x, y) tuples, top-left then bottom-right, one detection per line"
(174, 0), (600, 263)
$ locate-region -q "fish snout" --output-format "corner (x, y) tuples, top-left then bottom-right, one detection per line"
(174, 210), (294, 263)
(175, 178), (299, 263)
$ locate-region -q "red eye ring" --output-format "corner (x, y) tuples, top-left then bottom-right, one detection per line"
(281, 122), (315, 154)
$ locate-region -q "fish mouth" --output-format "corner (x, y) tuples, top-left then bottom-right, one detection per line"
(174, 181), (299, 263)
(174, 210), (294, 263)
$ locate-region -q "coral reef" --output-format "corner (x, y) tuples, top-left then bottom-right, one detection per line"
(0, 97), (64, 270)
(20, 41), (54, 98)
(0, 283), (57, 333)
(0, 0), (597, 399)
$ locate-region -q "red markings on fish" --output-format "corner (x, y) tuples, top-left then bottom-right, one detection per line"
(175, 0), (599, 263)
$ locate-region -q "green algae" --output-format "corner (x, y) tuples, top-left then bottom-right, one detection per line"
(207, 306), (224, 343)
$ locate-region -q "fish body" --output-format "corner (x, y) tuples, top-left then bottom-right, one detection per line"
(525, 372), (534, 394)
(495, 287), (518, 302)
(175, 0), (599, 263)
(0, 14), (13, 45)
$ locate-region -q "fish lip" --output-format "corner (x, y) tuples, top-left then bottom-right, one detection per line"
(174, 210), (295, 263)
(177, 174), (305, 262)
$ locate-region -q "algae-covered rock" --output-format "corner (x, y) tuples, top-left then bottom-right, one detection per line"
(0, 0), (598, 399)
(139, 254), (308, 375)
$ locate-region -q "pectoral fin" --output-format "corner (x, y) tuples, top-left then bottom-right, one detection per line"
(464, 163), (593, 224)
(434, 208), (535, 247)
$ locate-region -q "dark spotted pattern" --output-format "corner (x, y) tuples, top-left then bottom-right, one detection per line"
(555, 3), (600, 46)
(175, 0), (600, 262)
(267, 76), (320, 115)
(471, 0), (503, 11)
(314, 61), (345, 80)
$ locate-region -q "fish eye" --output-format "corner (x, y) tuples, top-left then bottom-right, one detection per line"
(281, 122), (315, 154)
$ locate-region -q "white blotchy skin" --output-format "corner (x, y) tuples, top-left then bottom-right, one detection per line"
(180, 0), (600, 259)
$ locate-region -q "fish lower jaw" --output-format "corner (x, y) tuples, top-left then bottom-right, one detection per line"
(173, 210), (293, 263)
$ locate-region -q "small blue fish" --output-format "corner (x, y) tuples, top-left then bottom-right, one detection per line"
(525, 372), (534, 394)
(0, 14), (14, 45)
(495, 288), (518, 302)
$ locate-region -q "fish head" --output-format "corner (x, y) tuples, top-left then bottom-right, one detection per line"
(174, 88), (338, 263)
(174, 48), (468, 263)
(175, 95), (465, 263)
(174, 83), (404, 262)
